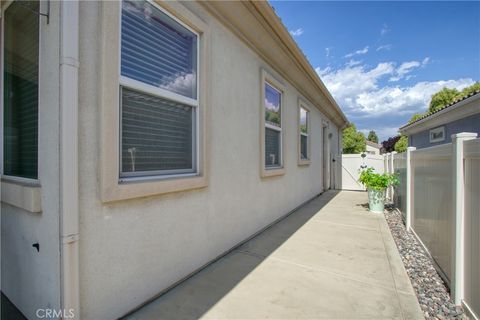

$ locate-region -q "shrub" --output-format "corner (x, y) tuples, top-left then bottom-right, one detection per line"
(394, 135), (408, 153)
(359, 168), (399, 191)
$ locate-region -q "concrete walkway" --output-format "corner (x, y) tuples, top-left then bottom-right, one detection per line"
(126, 191), (423, 320)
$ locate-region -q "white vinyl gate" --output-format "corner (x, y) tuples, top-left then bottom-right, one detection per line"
(334, 154), (385, 191)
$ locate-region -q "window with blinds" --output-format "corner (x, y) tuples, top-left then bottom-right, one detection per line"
(3, 1), (39, 179)
(300, 106), (309, 160)
(120, 0), (199, 179)
(264, 83), (282, 168)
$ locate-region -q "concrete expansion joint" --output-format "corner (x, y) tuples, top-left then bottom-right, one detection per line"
(318, 219), (378, 232)
(61, 234), (79, 244)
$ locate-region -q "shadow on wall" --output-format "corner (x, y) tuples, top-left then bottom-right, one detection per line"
(122, 191), (341, 319)
(1, 293), (28, 320)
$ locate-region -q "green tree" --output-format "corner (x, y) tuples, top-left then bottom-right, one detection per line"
(394, 135), (408, 153)
(367, 130), (378, 143)
(408, 113), (424, 124)
(429, 87), (459, 113)
(342, 124), (366, 154)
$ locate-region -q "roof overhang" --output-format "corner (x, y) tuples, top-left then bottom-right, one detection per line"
(399, 94), (480, 136)
(199, 1), (349, 129)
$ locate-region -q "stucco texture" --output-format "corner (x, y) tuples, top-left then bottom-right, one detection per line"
(1, 2), (61, 319)
(78, 2), (339, 319)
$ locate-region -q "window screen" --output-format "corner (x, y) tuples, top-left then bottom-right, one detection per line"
(264, 82), (282, 168)
(121, 0), (197, 99)
(300, 107), (309, 160)
(121, 88), (194, 175)
(120, 0), (198, 178)
(301, 135), (308, 160)
(3, 1), (39, 179)
(265, 127), (281, 167)
(265, 83), (281, 127)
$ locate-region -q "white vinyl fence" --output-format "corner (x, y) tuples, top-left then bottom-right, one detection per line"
(334, 154), (384, 191)
(463, 138), (480, 319)
(386, 132), (480, 318)
(392, 152), (407, 217)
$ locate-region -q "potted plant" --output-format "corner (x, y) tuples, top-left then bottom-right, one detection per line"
(359, 168), (399, 213)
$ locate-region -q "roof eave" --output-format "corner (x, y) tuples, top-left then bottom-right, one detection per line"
(399, 93), (480, 135)
(199, 1), (348, 129)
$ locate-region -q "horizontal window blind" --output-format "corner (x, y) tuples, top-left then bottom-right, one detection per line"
(121, 0), (197, 99)
(265, 128), (281, 167)
(3, 1), (39, 179)
(121, 88), (194, 175)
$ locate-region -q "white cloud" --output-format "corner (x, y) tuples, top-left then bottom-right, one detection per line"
(316, 61), (474, 117)
(325, 47), (332, 58)
(345, 46), (369, 58)
(346, 59), (362, 67)
(163, 72), (196, 97)
(381, 23), (390, 36)
(389, 61), (421, 82)
(376, 44), (392, 51)
(387, 57), (430, 82)
(289, 28), (304, 37)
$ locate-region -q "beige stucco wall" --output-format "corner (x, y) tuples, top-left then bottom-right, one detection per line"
(78, 2), (340, 319)
(1, 1), (61, 319)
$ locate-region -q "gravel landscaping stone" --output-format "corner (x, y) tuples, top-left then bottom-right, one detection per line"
(384, 205), (467, 320)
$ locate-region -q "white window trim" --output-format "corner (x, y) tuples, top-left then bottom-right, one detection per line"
(0, 0), (42, 213)
(260, 69), (285, 178)
(298, 99), (311, 166)
(100, 0), (210, 202)
(429, 126), (445, 143)
(118, 0), (200, 181)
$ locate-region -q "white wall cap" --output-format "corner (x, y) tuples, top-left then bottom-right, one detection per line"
(451, 132), (478, 139)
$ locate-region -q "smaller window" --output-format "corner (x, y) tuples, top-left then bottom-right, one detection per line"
(260, 70), (285, 178)
(429, 126), (445, 143)
(264, 83), (282, 168)
(300, 106), (309, 160)
(298, 102), (310, 165)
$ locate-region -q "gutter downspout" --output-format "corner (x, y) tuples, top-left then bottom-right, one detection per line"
(59, 1), (80, 318)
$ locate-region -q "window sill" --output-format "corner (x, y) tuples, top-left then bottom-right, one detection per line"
(102, 174), (207, 203)
(298, 159), (311, 166)
(261, 167), (285, 178)
(1, 178), (42, 213)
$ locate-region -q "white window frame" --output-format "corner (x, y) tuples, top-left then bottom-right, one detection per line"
(118, 0), (200, 182)
(260, 69), (285, 178)
(429, 126), (445, 143)
(298, 99), (311, 166)
(0, 0), (41, 185)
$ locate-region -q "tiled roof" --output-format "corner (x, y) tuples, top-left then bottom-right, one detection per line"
(401, 90), (480, 129)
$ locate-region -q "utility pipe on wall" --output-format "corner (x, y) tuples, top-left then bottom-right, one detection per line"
(59, 1), (80, 318)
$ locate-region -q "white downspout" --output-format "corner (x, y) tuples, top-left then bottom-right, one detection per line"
(59, 1), (80, 318)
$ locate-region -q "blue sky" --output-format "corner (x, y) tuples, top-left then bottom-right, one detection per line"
(271, 1), (480, 142)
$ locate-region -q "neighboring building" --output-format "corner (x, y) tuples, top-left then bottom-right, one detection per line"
(0, 1), (348, 319)
(399, 91), (480, 149)
(366, 140), (382, 155)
